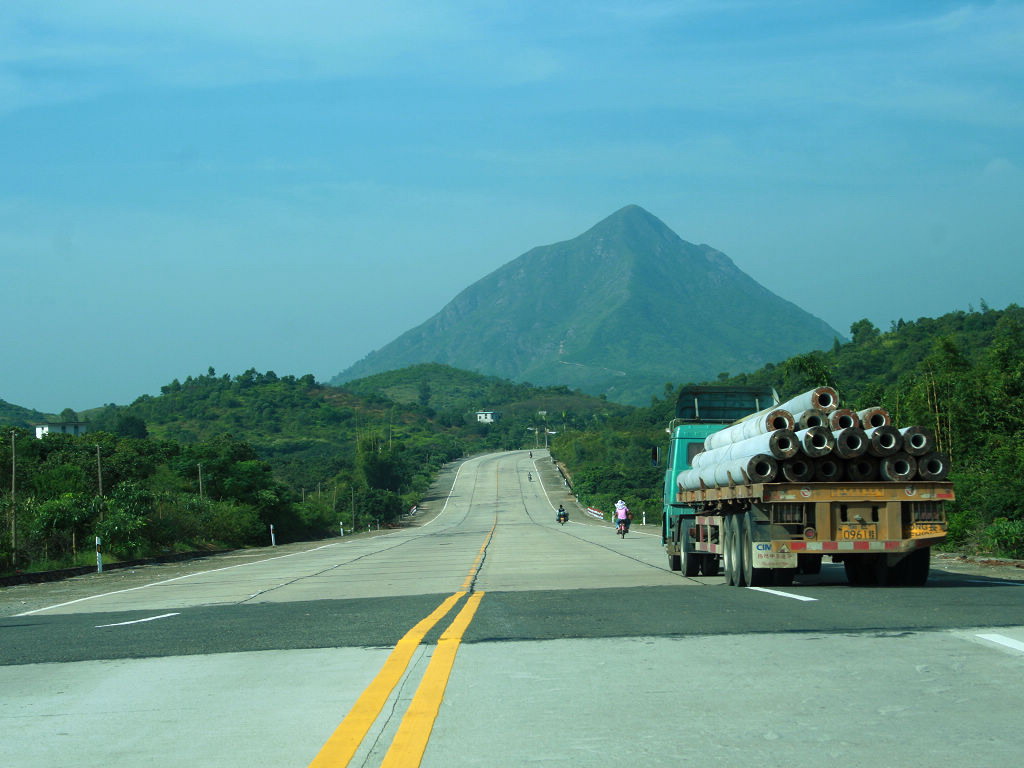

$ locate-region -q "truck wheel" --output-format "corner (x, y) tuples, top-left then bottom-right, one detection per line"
(680, 533), (701, 577)
(902, 547), (930, 586)
(668, 553), (682, 571)
(700, 554), (720, 577)
(723, 516), (739, 586)
(844, 557), (876, 586)
(741, 513), (770, 587)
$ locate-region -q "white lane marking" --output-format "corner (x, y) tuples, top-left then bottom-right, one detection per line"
(15, 544), (342, 616)
(747, 587), (818, 602)
(420, 457), (470, 528)
(976, 633), (1024, 654)
(96, 612), (180, 628)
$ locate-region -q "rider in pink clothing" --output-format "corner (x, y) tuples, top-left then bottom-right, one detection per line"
(614, 499), (631, 532)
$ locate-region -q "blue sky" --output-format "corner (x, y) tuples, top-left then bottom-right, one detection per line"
(2, 1), (1022, 413)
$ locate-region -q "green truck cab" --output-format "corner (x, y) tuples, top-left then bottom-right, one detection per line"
(661, 386), (776, 545)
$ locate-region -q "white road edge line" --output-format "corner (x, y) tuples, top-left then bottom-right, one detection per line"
(16, 459), (477, 617)
(747, 587), (818, 602)
(96, 612), (180, 628)
(976, 633), (1024, 654)
(15, 545), (340, 616)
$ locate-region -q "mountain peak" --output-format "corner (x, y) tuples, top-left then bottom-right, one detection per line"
(332, 206), (842, 404)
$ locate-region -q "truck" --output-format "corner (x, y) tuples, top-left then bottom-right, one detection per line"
(662, 386), (953, 587)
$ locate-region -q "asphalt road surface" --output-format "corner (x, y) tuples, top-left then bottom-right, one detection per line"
(2, 450), (1023, 768)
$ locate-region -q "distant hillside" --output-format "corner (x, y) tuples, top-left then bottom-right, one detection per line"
(0, 399), (50, 428)
(340, 363), (629, 422)
(333, 205), (843, 405)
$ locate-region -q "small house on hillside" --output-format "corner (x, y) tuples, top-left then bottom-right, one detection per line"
(35, 421), (91, 439)
(475, 411), (500, 423)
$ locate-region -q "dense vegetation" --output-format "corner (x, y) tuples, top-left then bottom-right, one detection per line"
(1, 365), (620, 574)
(551, 304), (1024, 558)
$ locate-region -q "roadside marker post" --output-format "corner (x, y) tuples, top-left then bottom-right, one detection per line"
(270, 524), (276, 547)
(95, 536), (103, 573)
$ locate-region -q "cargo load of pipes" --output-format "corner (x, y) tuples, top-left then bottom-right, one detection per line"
(677, 388), (949, 491)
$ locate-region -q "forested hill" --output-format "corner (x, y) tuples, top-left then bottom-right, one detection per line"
(83, 365), (623, 489)
(0, 399), (50, 427)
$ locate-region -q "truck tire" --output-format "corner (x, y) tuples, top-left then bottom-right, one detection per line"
(903, 547), (930, 586)
(724, 516), (739, 586)
(700, 554), (720, 577)
(741, 512), (770, 587)
(678, 518), (700, 577)
(668, 552), (682, 571)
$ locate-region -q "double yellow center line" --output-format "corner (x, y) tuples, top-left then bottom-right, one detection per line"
(308, 520), (496, 768)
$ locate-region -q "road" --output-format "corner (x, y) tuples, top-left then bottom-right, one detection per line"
(2, 450), (1023, 767)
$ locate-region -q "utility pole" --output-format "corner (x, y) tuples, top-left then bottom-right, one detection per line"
(95, 444), (103, 497)
(197, 463), (204, 499)
(9, 430), (16, 567)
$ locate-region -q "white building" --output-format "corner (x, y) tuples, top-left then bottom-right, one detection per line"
(34, 421), (91, 439)
(475, 411), (500, 423)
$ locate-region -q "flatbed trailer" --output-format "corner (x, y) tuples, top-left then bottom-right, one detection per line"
(666, 480), (953, 586)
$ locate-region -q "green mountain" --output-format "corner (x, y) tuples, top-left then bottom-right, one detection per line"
(332, 205), (843, 404)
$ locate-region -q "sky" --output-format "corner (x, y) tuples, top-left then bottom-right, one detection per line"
(2, 1), (1022, 413)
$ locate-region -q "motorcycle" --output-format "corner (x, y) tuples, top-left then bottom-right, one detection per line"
(557, 510), (568, 525)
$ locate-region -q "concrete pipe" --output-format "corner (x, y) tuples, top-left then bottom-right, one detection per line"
(864, 426), (903, 457)
(814, 457), (844, 482)
(678, 454), (778, 490)
(915, 452), (950, 481)
(846, 457), (878, 481)
(828, 409), (860, 430)
(880, 452), (917, 482)
(857, 407), (892, 429)
(795, 426), (835, 458)
(898, 426), (934, 457)
(779, 458), (815, 483)
(691, 429), (799, 469)
(703, 408), (795, 451)
(777, 387), (840, 415)
(831, 427), (868, 459)
(794, 409), (828, 429)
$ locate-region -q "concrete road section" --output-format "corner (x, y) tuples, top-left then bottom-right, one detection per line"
(2, 450), (1023, 768)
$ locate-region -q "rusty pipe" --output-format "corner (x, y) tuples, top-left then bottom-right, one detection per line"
(828, 409), (859, 430)
(898, 426), (934, 457)
(880, 452), (917, 482)
(846, 457), (878, 481)
(779, 458), (815, 483)
(796, 426), (834, 458)
(915, 452), (949, 481)
(814, 457), (844, 482)
(831, 427), (868, 459)
(857, 407), (892, 429)
(864, 426), (902, 457)
(794, 409), (828, 429)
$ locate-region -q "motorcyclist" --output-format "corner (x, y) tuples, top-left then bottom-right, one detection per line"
(528, 471), (532, 482)
(614, 499), (631, 533)
(556, 504), (568, 523)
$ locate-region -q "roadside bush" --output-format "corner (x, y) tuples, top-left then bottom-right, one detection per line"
(982, 517), (1024, 559)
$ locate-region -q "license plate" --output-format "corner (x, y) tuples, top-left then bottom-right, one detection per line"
(838, 524), (877, 540)
(911, 523), (945, 537)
